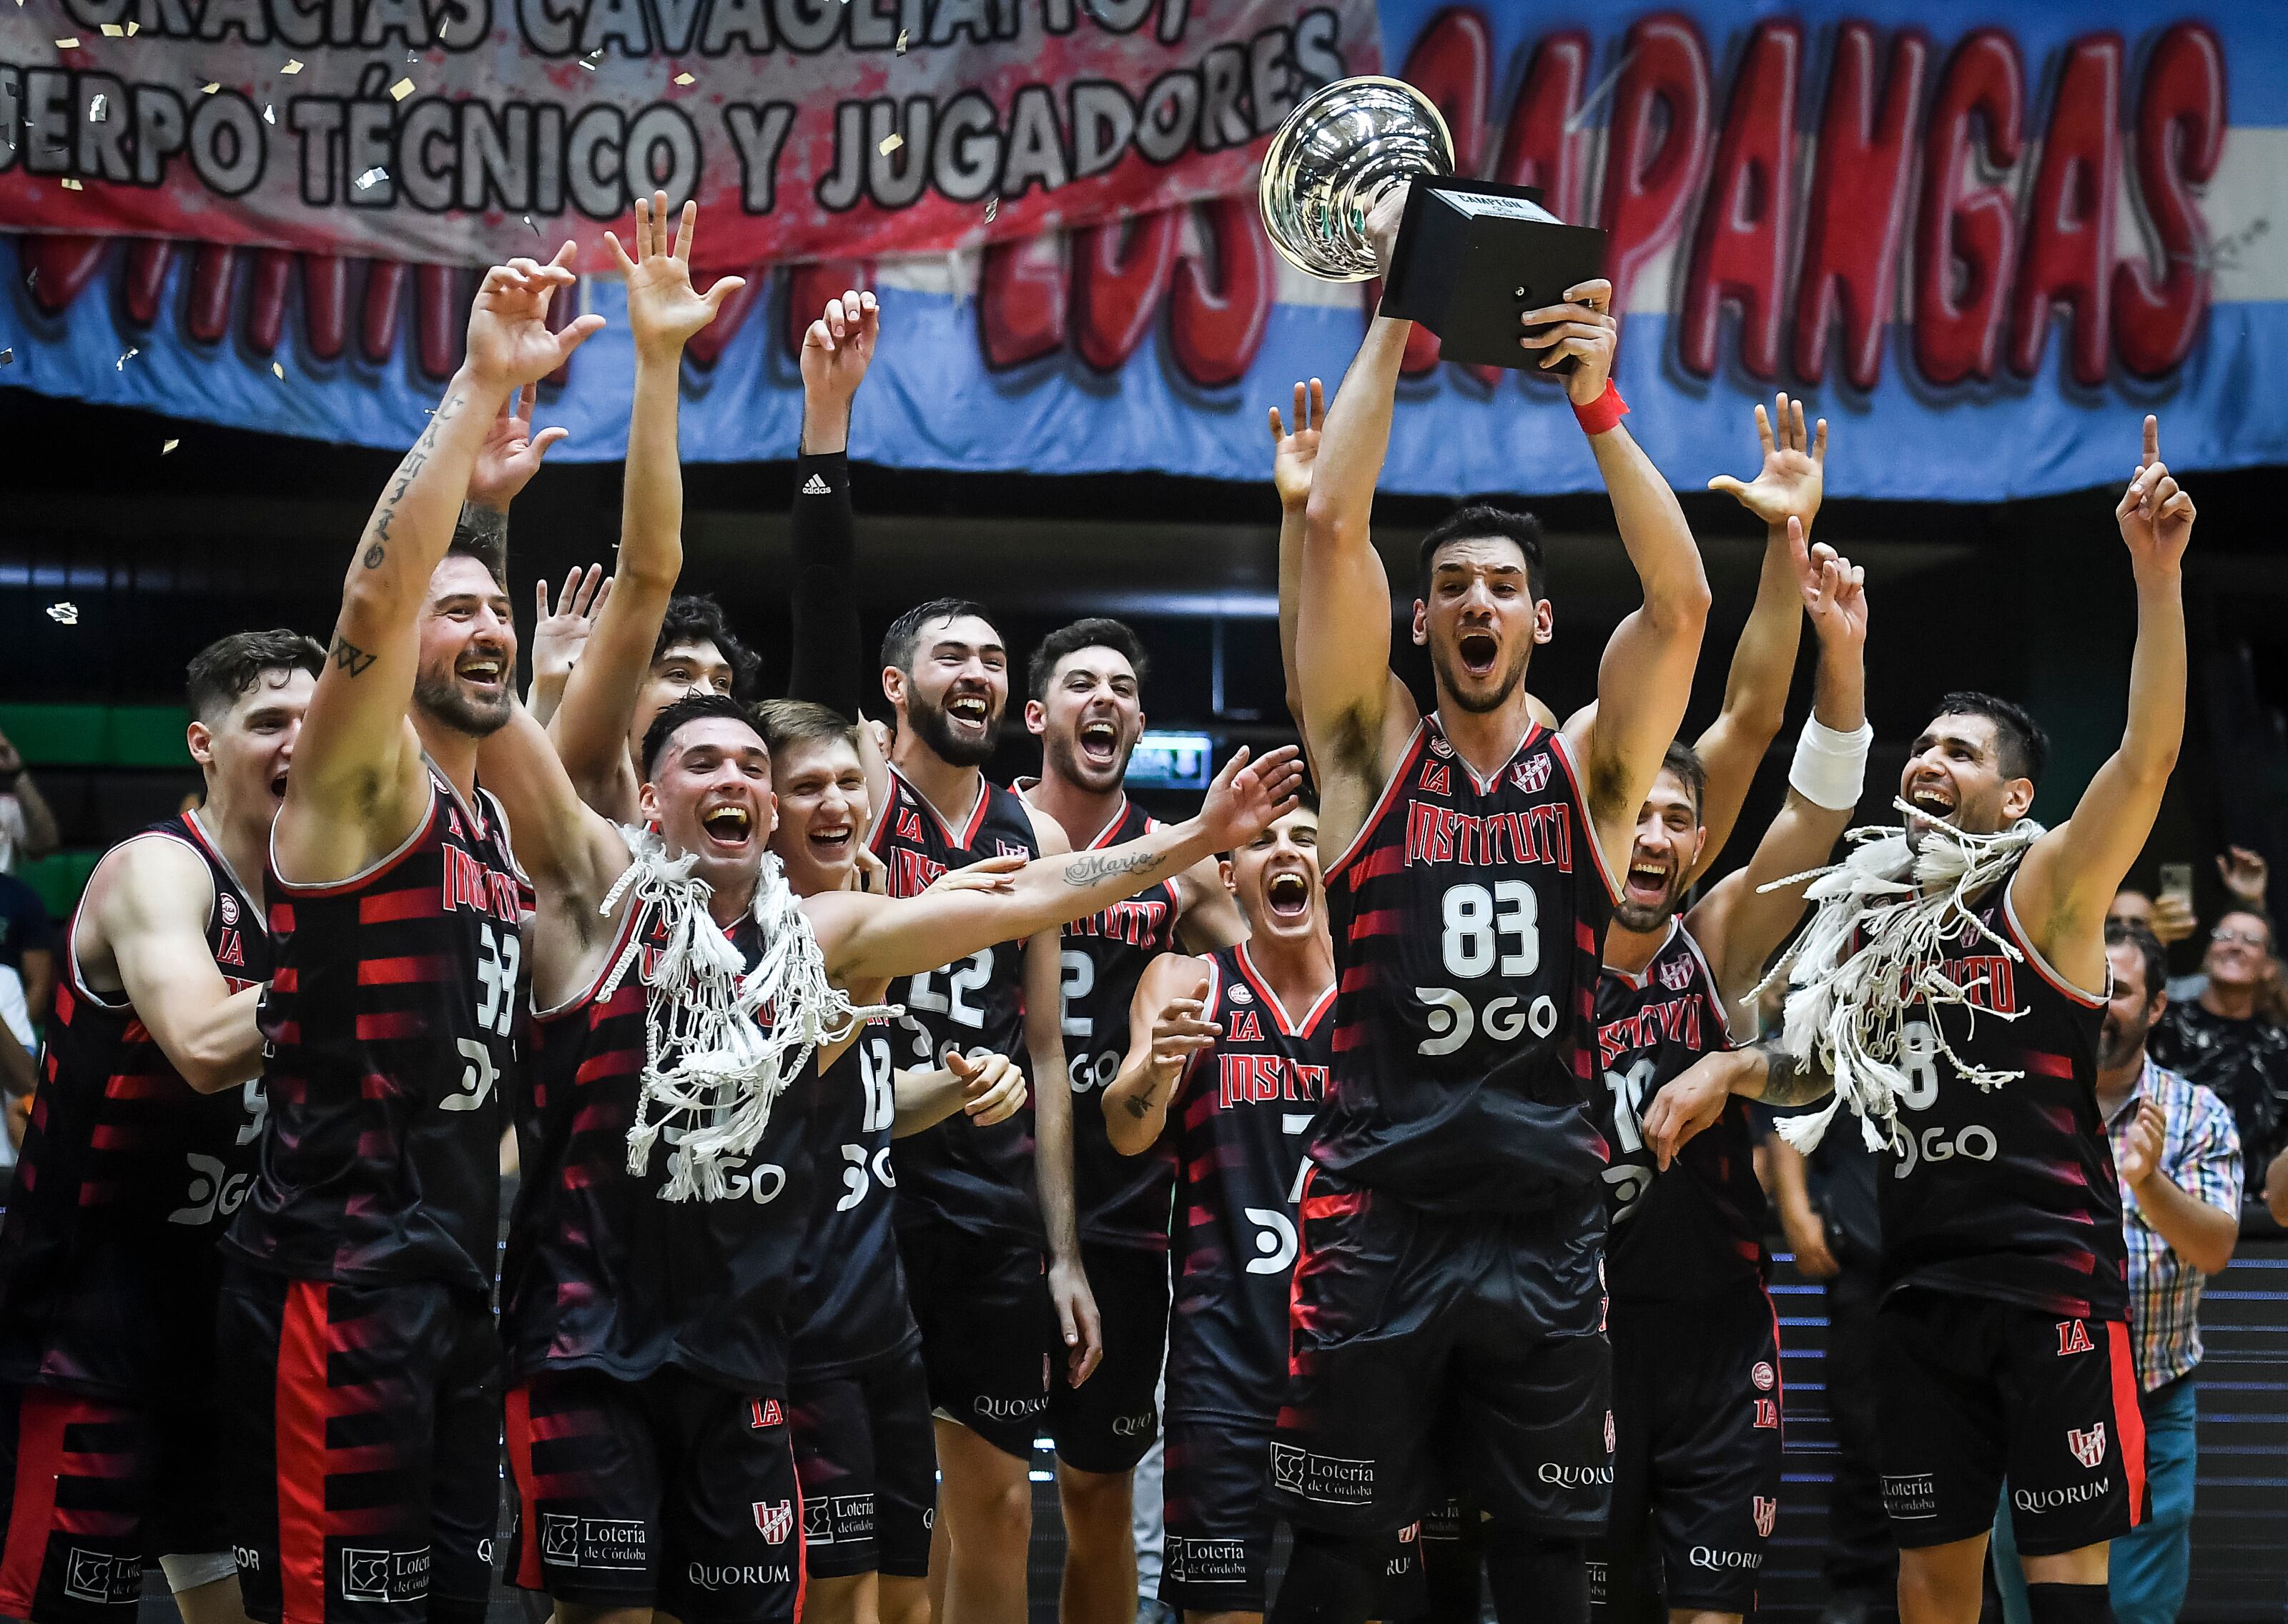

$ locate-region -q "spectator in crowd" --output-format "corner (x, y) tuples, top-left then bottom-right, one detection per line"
(1991, 921), (2241, 1624)
(0, 725), (59, 876)
(1767, 1119), (1894, 1624)
(2149, 907), (2288, 1217)
(0, 870), (53, 1026)
(2111, 847), (2272, 1001)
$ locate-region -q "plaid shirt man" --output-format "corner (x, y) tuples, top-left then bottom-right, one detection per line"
(2106, 1056), (2243, 1390)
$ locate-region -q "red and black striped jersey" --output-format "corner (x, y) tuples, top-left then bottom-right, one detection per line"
(1166, 944), (1333, 1422)
(786, 1019), (919, 1381)
(0, 813), (269, 1403)
(224, 768), (531, 1294)
(867, 766), (1044, 1243)
(1313, 716), (1617, 1214)
(503, 901), (822, 1395)
(1596, 920), (1765, 1301)
(1051, 796), (1181, 1251)
(1878, 862), (2127, 1322)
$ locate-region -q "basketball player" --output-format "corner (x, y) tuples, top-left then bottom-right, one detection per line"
(1017, 618), (1248, 1624)
(1271, 177), (1711, 1624)
(869, 597), (1095, 1624)
(0, 633), (317, 1624)
(1651, 418), (2194, 1624)
(213, 248), (600, 1624)
(545, 194), (759, 826)
(479, 670), (1299, 1624)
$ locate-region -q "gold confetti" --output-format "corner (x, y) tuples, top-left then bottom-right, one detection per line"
(390, 77), (415, 99)
(984, 196), (999, 222)
(272, 361), (285, 379)
(54, 36), (79, 47)
(895, 26), (907, 51)
(281, 58), (304, 74)
(878, 132), (903, 155)
(45, 603), (78, 626)
(202, 82), (220, 94)
(60, 177), (82, 190)
(88, 93), (107, 122)
(117, 346), (139, 369)
(438, 16), (449, 34)
(162, 438), (179, 454)
(355, 166), (388, 189)
(99, 22), (122, 35)
(126, 19), (138, 32)
(673, 71), (694, 84)
(262, 103), (275, 124)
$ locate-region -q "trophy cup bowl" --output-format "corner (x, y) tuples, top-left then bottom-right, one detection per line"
(1259, 76), (1456, 283)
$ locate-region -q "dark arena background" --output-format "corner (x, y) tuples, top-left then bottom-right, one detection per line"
(4, 1), (2288, 1623)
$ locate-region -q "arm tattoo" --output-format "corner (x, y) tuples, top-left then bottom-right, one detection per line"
(1756, 1045), (1835, 1107)
(454, 500), (509, 552)
(1124, 1094), (1150, 1119)
(330, 635), (376, 678)
(1061, 849), (1168, 888)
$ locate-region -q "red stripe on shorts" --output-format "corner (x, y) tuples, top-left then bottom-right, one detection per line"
(0, 1389), (76, 1612)
(503, 1386), (544, 1590)
(2108, 1321), (2146, 1527)
(277, 1281), (332, 1624)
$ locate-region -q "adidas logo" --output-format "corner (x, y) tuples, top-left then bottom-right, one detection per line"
(802, 474), (832, 495)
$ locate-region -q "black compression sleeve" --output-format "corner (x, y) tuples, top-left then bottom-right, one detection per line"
(786, 449), (866, 720)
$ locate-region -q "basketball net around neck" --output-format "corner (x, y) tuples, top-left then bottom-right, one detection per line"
(1751, 799), (2046, 1157)
(599, 825), (897, 1203)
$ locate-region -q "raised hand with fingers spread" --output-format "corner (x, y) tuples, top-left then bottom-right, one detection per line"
(800, 286), (880, 455)
(606, 192), (747, 363)
(528, 564), (611, 724)
(465, 242), (604, 394)
(1790, 515), (1868, 654)
(467, 382), (571, 513)
(1268, 376), (1326, 515)
(1708, 392), (1827, 532)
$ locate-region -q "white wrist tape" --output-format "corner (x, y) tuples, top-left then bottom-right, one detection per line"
(1790, 716), (1873, 812)
(160, 1552), (240, 1594)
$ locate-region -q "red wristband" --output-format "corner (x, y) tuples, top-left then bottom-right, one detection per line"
(1572, 380), (1629, 436)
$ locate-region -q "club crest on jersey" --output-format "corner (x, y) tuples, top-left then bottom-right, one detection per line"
(997, 840), (1029, 858)
(896, 808), (924, 843)
(1750, 1361), (1776, 1392)
(2055, 1320), (2095, 1357)
(1419, 760), (1451, 797)
(1429, 734), (1454, 758)
(2067, 1423), (2107, 1470)
(1228, 1010), (1263, 1044)
(749, 1398), (783, 1429)
(1227, 982), (1253, 1004)
(1511, 755), (1552, 795)
(1657, 957), (1694, 992)
(753, 1502), (795, 1545)
(1753, 1497), (1777, 1538)
(217, 891), (240, 926)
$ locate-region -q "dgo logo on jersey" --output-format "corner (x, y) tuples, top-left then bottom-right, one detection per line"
(753, 1502), (795, 1545)
(1753, 1497), (1777, 1538)
(1511, 756), (1552, 795)
(2056, 1320), (2095, 1357)
(2067, 1423), (2109, 1470)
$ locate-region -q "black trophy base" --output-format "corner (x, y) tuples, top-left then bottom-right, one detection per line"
(1378, 176), (1608, 372)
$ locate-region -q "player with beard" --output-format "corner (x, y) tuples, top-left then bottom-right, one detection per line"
(868, 598), (1094, 1624)
(1650, 419), (2194, 1624)
(1015, 618), (1248, 1624)
(0, 631), (316, 1624)
(541, 194), (758, 828)
(1271, 179), (1710, 1624)
(482, 678), (1300, 1624)
(1584, 523), (1868, 1624)
(758, 698), (1031, 1624)
(214, 248), (599, 1624)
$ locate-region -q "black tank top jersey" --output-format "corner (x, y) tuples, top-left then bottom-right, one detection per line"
(224, 771), (530, 1294)
(1877, 863), (2127, 1322)
(1055, 797), (1182, 1251)
(0, 814), (270, 1402)
(504, 903), (822, 1394)
(1166, 945), (1334, 1422)
(786, 1019), (920, 1380)
(1595, 921), (1766, 1302)
(1314, 716), (1619, 1214)
(868, 766), (1045, 1243)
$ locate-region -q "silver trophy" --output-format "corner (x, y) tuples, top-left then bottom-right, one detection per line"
(1258, 75), (1455, 283)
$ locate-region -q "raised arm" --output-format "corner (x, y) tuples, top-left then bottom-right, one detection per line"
(811, 747), (1304, 984)
(788, 288), (877, 722)
(1271, 376), (1325, 746)
(1690, 395), (1827, 876)
(0, 730), (59, 862)
(1689, 524), (1870, 1009)
(1547, 280), (1712, 874)
(2016, 416), (2191, 991)
(1173, 855), (1248, 954)
(1102, 952), (1216, 1156)
(526, 565), (610, 726)
(278, 248), (601, 881)
(84, 838), (265, 1094)
(549, 194), (743, 817)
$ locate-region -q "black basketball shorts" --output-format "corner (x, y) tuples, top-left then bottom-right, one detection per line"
(785, 1342), (937, 1581)
(216, 1267), (498, 1624)
(1597, 1288), (1785, 1615)
(1048, 1242), (1168, 1475)
(0, 1379), (236, 1624)
(504, 1367), (806, 1624)
(1270, 1169), (1612, 1537)
(894, 1223), (1057, 1461)
(1875, 1287), (2146, 1555)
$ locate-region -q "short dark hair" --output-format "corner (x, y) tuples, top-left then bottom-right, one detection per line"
(641, 693), (761, 780)
(882, 597), (997, 676)
(1027, 618), (1150, 701)
(1658, 741), (1707, 818)
(755, 698), (859, 755)
(1416, 504), (1547, 603)
(1928, 691), (2049, 786)
(2104, 919), (2168, 1007)
(445, 525), (506, 590)
(656, 594), (760, 698)
(185, 630), (325, 721)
